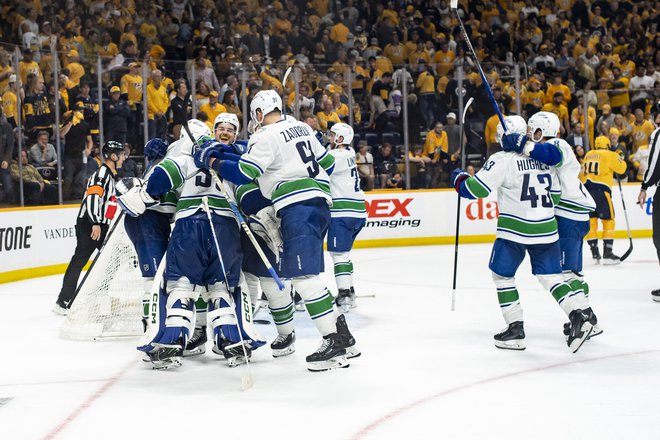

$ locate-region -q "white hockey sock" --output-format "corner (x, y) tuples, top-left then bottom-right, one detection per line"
(260, 277), (294, 335)
(562, 271), (590, 310)
(292, 275), (338, 336)
(537, 274), (580, 316)
(331, 251), (353, 291)
(244, 272), (261, 307)
(492, 273), (523, 324)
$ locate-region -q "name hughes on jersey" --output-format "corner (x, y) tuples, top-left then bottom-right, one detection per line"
(280, 125), (312, 143)
(516, 158), (550, 172)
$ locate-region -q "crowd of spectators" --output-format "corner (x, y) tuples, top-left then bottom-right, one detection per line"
(0, 0), (658, 204)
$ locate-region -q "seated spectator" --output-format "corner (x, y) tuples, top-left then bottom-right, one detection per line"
(374, 143), (398, 188)
(355, 141), (375, 191)
(0, 106), (14, 203)
(29, 130), (57, 167)
(408, 144), (431, 189)
(385, 171), (404, 189)
(10, 149), (57, 205)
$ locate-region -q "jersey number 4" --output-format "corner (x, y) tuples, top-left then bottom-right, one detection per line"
(296, 140), (320, 178)
(521, 173), (553, 208)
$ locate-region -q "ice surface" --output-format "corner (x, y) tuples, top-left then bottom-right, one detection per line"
(0, 239), (658, 440)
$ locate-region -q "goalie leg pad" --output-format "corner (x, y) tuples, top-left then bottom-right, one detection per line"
(206, 283), (265, 351)
(492, 273), (522, 325)
(292, 275), (337, 336)
(261, 277), (295, 335)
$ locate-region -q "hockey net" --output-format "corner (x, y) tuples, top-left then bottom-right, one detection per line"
(60, 215), (145, 340)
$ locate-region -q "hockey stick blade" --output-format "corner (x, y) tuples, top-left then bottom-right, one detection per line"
(462, 97), (474, 125)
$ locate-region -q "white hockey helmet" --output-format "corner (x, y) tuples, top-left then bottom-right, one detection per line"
(250, 89), (282, 127)
(329, 122), (354, 146)
(181, 118), (212, 142)
(528, 111), (560, 142)
(214, 112), (241, 134)
(496, 115), (527, 145)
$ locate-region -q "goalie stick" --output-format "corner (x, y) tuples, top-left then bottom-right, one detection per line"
(617, 177), (634, 261)
(202, 196), (254, 391)
(181, 122), (286, 289)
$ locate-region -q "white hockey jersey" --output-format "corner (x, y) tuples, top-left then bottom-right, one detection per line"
(236, 118), (335, 211)
(328, 147), (366, 219)
(154, 148), (234, 221)
(546, 137), (596, 221)
(463, 152), (561, 244)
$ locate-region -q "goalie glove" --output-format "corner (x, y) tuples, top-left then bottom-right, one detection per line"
(248, 206), (283, 260)
(116, 179), (158, 217)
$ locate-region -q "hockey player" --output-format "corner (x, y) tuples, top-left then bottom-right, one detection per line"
(326, 123), (366, 311)
(54, 141), (125, 314)
(452, 115), (593, 353)
(117, 119), (264, 369)
(501, 111), (601, 338)
(194, 90), (358, 371)
(580, 135), (627, 264)
(637, 106), (659, 301)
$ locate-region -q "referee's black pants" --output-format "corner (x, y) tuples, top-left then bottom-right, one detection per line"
(654, 193), (660, 263)
(57, 217), (108, 306)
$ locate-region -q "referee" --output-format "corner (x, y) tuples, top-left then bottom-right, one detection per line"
(638, 104), (660, 301)
(53, 141), (126, 314)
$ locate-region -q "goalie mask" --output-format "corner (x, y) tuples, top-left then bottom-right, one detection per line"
(214, 112), (240, 144)
(496, 115), (527, 146)
(528, 112), (560, 142)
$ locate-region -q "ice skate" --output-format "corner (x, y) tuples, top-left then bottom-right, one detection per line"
(652, 289), (660, 302)
(223, 341), (252, 367)
(148, 344), (183, 370)
(52, 299), (69, 316)
(567, 310), (593, 353)
(335, 289), (355, 313)
(589, 244), (601, 263)
(336, 314), (360, 359)
(183, 326), (207, 357)
(271, 331), (296, 357)
(494, 321), (526, 350)
(293, 290), (305, 312)
(602, 249), (620, 265)
(306, 333), (349, 372)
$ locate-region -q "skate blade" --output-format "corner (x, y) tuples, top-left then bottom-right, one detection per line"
(346, 346), (361, 359)
(653, 297), (660, 303)
(569, 323), (594, 353)
(494, 340), (526, 351)
(338, 304), (351, 313)
(272, 346), (295, 358)
(307, 356), (350, 372)
(601, 259), (620, 266)
(227, 356), (249, 368)
(151, 357), (182, 370)
(588, 325), (603, 340)
(183, 347), (206, 357)
(294, 304), (305, 312)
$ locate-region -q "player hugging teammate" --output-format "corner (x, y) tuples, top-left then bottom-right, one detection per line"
(453, 113), (599, 353)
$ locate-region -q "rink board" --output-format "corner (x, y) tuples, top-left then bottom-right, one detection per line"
(0, 185), (654, 283)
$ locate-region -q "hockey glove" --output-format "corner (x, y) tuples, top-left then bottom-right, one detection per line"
(116, 180), (158, 217)
(194, 142), (222, 170)
(451, 169), (470, 192)
(144, 138), (168, 161)
(501, 133), (528, 154)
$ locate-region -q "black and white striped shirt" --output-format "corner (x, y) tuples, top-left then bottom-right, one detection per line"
(78, 164), (117, 225)
(642, 127), (660, 191)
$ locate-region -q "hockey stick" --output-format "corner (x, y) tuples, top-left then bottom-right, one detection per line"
(281, 66), (293, 120)
(202, 196), (254, 391)
(617, 177), (633, 261)
(451, 96), (474, 311)
(451, 0), (507, 132)
(181, 122), (286, 290)
(68, 158), (158, 308)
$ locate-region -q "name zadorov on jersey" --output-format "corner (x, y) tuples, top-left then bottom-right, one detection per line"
(280, 125), (312, 143)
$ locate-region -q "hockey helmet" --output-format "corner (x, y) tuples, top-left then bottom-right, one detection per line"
(103, 140), (125, 157)
(496, 115), (527, 146)
(214, 112), (241, 138)
(594, 135), (611, 150)
(528, 111), (560, 142)
(181, 118), (213, 144)
(329, 122), (354, 146)
(249, 89), (282, 127)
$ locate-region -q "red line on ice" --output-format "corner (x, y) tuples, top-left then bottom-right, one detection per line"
(349, 349), (660, 440)
(42, 359), (135, 440)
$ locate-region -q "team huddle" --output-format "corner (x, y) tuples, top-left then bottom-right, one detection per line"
(115, 89), (366, 372)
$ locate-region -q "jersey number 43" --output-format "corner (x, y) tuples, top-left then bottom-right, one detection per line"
(520, 173), (553, 208)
